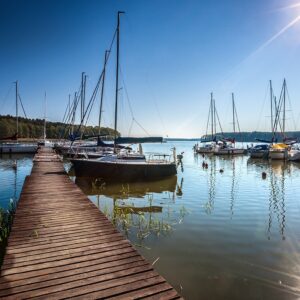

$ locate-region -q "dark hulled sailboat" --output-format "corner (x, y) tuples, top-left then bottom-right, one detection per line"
(71, 12), (177, 180)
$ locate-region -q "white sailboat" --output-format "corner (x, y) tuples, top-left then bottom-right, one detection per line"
(40, 91), (54, 147)
(0, 81), (37, 154)
(269, 79), (290, 160)
(214, 93), (245, 155)
(249, 80), (275, 159)
(288, 146), (300, 161)
(194, 93), (217, 154)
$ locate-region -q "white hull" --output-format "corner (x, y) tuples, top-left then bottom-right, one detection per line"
(269, 150), (288, 160)
(195, 147), (214, 154)
(0, 144), (37, 153)
(288, 150), (300, 161)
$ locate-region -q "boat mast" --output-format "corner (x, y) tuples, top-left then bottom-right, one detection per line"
(80, 72), (85, 123)
(114, 11), (125, 152)
(283, 78), (286, 138)
(15, 81), (18, 137)
(210, 92), (214, 140)
(80, 72), (86, 138)
(99, 50), (109, 135)
(44, 91), (47, 141)
(72, 92), (77, 135)
(232, 93), (236, 134)
(213, 97), (217, 139)
(269, 80), (274, 138)
(68, 94), (71, 136)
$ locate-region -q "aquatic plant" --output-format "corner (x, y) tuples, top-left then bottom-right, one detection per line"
(100, 190), (188, 247)
(0, 198), (17, 266)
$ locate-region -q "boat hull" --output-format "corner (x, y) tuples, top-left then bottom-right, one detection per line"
(249, 150), (269, 159)
(214, 148), (245, 155)
(269, 150), (288, 160)
(0, 144), (37, 154)
(71, 159), (177, 181)
(288, 150), (300, 161)
(195, 147), (214, 154)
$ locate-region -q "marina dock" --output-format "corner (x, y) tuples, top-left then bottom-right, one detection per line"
(0, 147), (181, 299)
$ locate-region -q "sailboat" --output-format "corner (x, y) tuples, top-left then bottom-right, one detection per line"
(269, 79), (290, 160)
(214, 93), (245, 155)
(194, 93), (217, 154)
(71, 12), (177, 180)
(39, 92), (54, 147)
(288, 145), (300, 161)
(0, 81), (37, 154)
(249, 80), (274, 159)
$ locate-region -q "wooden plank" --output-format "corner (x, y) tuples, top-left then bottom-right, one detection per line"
(108, 282), (174, 299)
(0, 147), (181, 299)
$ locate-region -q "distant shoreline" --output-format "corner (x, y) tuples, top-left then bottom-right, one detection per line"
(165, 131), (300, 142)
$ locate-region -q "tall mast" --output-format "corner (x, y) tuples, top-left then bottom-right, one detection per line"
(72, 92), (77, 135)
(269, 80), (274, 136)
(44, 91), (47, 140)
(99, 50), (109, 135)
(80, 72), (85, 123)
(274, 96), (277, 138)
(114, 11), (125, 152)
(283, 78), (286, 137)
(15, 81), (18, 136)
(210, 92), (214, 139)
(83, 74), (87, 118)
(232, 93), (236, 134)
(68, 94), (71, 135)
(213, 98), (217, 138)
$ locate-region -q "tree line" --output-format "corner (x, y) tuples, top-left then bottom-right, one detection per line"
(201, 131), (300, 142)
(0, 115), (119, 139)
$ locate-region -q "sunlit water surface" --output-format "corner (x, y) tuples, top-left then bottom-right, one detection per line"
(2, 142), (300, 299)
(0, 154), (33, 209)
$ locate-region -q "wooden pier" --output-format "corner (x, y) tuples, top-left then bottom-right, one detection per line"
(0, 147), (181, 299)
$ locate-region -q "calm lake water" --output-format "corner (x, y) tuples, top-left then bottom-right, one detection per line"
(2, 141), (300, 299)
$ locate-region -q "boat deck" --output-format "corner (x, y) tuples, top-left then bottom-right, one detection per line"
(0, 147), (181, 299)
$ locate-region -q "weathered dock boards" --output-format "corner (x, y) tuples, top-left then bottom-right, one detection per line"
(0, 147), (181, 299)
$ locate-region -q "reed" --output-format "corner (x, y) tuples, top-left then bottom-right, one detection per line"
(0, 198), (17, 266)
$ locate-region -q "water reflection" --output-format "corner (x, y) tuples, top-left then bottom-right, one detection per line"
(200, 155), (289, 242)
(0, 154), (33, 209)
(76, 176), (187, 244)
(75, 176), (178, 198)
(247, 158), (288, 240)
(204, 156), (217, 214)
(268, 167), (286, 240)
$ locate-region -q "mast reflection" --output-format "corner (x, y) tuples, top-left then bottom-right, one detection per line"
(268, 162), (286, 240)
(247, 158), (287, 240)
(203, 156), (217, 214)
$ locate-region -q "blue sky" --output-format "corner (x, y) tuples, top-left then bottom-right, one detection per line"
(1, 0), (300, 138)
